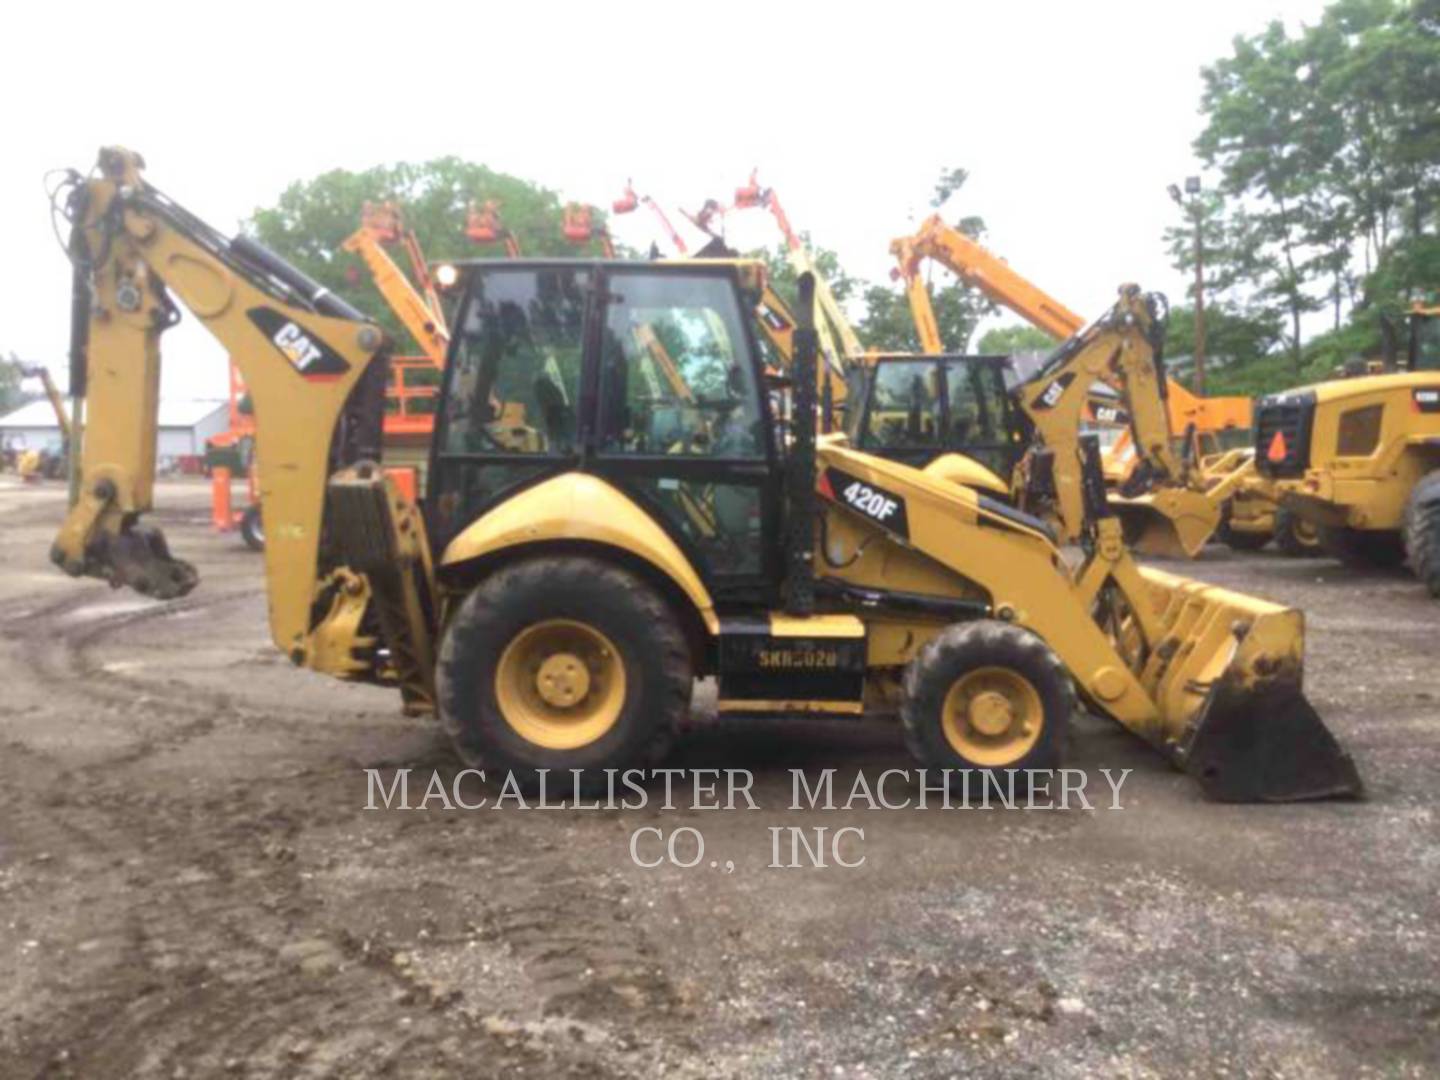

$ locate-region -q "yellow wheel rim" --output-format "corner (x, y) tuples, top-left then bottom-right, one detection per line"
(494, 619), (626, 750)
(940, 666), (1044, 767)
(1294, 518), (1320, 547)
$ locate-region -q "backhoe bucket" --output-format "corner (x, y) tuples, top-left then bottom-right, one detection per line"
(1111, 488), (1221, 558)
(1133, 567), (1363, 802)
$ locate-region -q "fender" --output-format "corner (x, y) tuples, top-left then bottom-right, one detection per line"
(439, 472), (719, 633)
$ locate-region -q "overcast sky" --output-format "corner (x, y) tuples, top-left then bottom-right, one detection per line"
(3, 0), (1330, 400)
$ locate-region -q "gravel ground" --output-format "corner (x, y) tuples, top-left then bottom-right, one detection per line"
(1, 476), (1436, 1078)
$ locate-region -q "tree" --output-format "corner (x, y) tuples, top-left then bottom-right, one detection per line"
(760, 237), (859, 305)
(976, 325), (1054, 355)
(1196, 21), (1327, 371)
(0, 353), (26, 416)
(247, 159), (603, 348)
(856, 167), (995, 352)
(1192, 1), (1440, 373)
(1162, 304), (1285, 383)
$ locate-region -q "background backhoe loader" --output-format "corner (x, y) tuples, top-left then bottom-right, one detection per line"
(889, 216), (1318, 557)
(1257, 303), (1440, 595)
(10, 361), (71, 482)
(46, 147), (1361, 802)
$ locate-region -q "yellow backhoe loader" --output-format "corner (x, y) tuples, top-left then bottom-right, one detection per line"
(889, 216), (1311, 557)
(13, 362), (71, 482)
(46, 148), (1361, 802)
(1257, 303), (1440, 595)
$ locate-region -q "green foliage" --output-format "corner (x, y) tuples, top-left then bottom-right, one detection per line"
(1180, 0), (1440, 390)
(246, 159), (609, 348)
(858, 278), (992, 354)
(760, 238), (859, 304)
(1162, 303), (1288, 394)
(0, 354), (26, 416)
(854, 168), (994, 352)
(975, 325), (1055, 355)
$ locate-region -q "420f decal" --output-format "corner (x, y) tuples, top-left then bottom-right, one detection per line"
(821, 467), (910, 539)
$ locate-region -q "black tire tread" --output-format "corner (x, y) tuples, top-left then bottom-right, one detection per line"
(436, 556), (692, 789)
(239, 505), (264, 552)
(1320, 524), (1407, 568)
(1402, 470), (1440, 598)
(899, 620), (1074, 775)
(1273, 506), (1320, 558)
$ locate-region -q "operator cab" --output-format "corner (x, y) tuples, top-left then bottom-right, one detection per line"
(843, 354), (1026, 479)
(1409, 308), (1440, 372)
(427, 260), (783, 607)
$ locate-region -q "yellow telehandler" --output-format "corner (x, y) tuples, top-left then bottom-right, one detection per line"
(47, 148), (1360, 801)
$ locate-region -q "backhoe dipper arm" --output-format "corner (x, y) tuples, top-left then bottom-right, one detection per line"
(52, 148), (391, 664)
(1015, 286), (1181, 540)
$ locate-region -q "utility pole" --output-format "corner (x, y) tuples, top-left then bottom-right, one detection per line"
(1188, 177), (1206, 395)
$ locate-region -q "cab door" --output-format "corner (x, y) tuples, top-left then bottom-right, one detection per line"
(427, 264), (592, 551)
(591, 266), (782, 607)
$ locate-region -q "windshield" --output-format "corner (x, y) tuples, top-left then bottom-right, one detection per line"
(1414, 314), (1440, 372)
(849, 356), (1020, 474)
(857, 360), (944, 449)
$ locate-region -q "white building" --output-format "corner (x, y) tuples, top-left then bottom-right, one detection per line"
(0, 398), (229, 468)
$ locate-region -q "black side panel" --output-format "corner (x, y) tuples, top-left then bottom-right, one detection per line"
(717, 618), (866, 702)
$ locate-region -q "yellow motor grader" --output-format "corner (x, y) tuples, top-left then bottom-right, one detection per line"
(47, 148), (1360, 801)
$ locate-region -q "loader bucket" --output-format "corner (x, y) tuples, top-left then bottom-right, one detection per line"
(1111, 488), (1221, 558)
(1133, 566), (1363, 802)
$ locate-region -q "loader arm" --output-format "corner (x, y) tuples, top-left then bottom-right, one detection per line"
(49, 148), (434, 704)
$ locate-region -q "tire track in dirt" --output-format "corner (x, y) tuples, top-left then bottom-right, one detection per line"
(0, 585), (679, 1076)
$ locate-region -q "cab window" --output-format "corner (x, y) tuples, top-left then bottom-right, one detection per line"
(442, 267), (589, 455)
(944, 359), (1006, 445)
(598, 272), (764, 458)
(860, 361), (943, 449)
(1413, 315), (1440, 372)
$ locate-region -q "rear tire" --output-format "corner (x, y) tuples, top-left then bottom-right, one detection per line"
(1402, 471), (1440, 598)
(437, 556), (692, 791)
(901, 621), (1072, 785)
(1273, 507), (1322, 558)
(239, 505), (265, 552)
(1319, 525), (1406, 568)
(1217, 506), (1270, 552)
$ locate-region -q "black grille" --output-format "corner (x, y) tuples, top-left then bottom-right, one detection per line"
(1254, 392), (1316, 478)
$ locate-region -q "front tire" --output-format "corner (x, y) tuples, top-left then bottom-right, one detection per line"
(1217, 506), (1271, 552)
(1402, 471), (1440, 598)
(437, 557), (692, 790)
(901, 621), (1072, 784)
(1273, 507), (1321, 558)
(239, 504), (265, 552)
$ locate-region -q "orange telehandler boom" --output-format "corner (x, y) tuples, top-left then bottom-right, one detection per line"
(891, 214), (1252, 437)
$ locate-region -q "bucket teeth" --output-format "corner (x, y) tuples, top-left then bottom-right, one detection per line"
(1180, 675), (1364, 803)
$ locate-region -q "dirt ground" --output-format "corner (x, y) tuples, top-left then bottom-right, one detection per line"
(1, 476), (1437, 1079)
